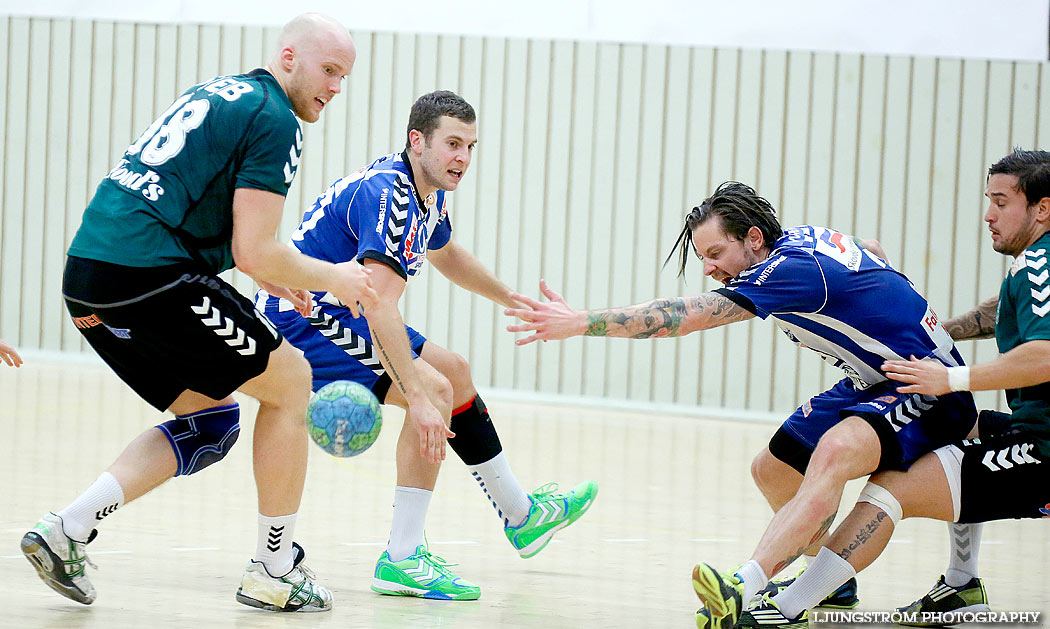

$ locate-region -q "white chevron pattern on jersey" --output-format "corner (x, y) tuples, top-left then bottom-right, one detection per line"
(191, 296), (256, 355)
(1026, 249), (1050, 317)
(532, 499), (564, 527)
(305, 306), (385, 375)
(383, 175), (412, 257)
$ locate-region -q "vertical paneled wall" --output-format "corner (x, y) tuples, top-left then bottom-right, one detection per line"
(3, 16), (1047, 416)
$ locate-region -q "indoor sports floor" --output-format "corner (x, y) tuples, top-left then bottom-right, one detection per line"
(3, 358), (1049, 627)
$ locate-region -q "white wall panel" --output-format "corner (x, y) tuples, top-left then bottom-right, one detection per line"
(3, 17), (1047, 418)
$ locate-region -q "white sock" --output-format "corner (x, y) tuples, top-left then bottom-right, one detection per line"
(56, 471), (125, 542)
(387, 486), (432, 561)
(254, 512), (298, 577)
(467, 452), (533, 528)
(773, 546), (856, 618)
(735, 560), (769, 605)
(944, 522), (982, 587)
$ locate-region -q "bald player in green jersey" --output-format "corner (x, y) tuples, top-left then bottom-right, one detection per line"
(20, 13), (376, 613)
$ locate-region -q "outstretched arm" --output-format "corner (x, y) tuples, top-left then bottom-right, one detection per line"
(505, 280), (754, 345)
(941, 295), (998, 341)
(428, 240), (516, 308)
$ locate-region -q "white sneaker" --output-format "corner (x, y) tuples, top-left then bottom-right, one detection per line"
(235, 543), (333, 612)
(21, 512), (97, 605)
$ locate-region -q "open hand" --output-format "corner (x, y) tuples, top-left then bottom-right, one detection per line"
(504, 279), (585, 346)
(882, 356), (950, 395)
(408, 399), (456, 464)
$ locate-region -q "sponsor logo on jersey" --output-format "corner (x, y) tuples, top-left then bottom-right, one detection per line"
(377, 188), (389, 235)
(104, 325), (131, 339)
(753, 255), (786, 286)
(875, 395), (898, 405)
(105, 158), (164, 201)
(1040, 503), (1050, 517)
(816, 229), (862, 271)
(72, 314), (102, 329)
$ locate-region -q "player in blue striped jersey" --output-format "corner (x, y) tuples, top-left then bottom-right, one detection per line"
(505, 181), (978, 626)
(744, 149), (1050, 628)
(258, 91), (597, 600)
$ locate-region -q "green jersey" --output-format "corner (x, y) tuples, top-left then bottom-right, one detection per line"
(68, 69), (302, 272)
(996, 229), (1050, 440)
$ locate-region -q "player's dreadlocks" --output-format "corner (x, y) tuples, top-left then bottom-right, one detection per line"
(665, 181), (784, 277)
(988, 148), (1050, 206)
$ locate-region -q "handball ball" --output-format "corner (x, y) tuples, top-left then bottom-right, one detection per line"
(306, 380), (383, 457)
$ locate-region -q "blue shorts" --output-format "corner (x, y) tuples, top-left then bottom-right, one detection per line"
(771, 378), (977, 474)
(267, 304), (426, 397)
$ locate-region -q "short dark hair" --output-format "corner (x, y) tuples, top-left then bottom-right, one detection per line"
(987, 148), (1050, 206)
(405, 90), (476, 150)
(665, 181), (784, 276)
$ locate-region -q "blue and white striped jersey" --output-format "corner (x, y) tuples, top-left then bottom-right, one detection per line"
(715, 225), (963, 388)
(259, 150), (452, 314)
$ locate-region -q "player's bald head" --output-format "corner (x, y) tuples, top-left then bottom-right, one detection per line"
(275, 13), (353, 55)
(267, 13), (356, 123)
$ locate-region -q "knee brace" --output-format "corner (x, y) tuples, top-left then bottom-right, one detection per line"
(857, 481), (903, 525)
(447, 395), (503, 465)
(157, 403), (240, 476)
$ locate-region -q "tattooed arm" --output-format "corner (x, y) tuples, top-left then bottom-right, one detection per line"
(504, 280), (754, 345)
(942, 295), (998, 341)
(363, 259), (453, 464)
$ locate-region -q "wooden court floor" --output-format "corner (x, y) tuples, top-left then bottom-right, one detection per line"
(2, 358), (1048, 628)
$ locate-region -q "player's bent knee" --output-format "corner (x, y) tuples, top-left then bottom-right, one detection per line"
(857, 480), (903, 525)
(810, 432), (867, 476)
(446, 352), (473, 391)
(157, 403), (240, 476)
(427, 371), (454, 410)
(263, 345), (312, 406)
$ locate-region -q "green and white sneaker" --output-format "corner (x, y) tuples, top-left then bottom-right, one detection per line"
(692, 563), (745, 629)
(504, 480), (598, 558)
(897, 575), (990, 626)
(236, 543), (333, 612)
(737, 594), (809, 629)
(21, 513), (97, 605)
(371, 545), (481, 601)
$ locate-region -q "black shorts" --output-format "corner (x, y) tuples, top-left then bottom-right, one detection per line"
(939, 433), (1050, 523)
(63, 256), (283, 410)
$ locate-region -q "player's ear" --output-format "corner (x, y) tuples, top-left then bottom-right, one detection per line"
(280, 46), (296, 71)
(747, 225), (764, 251)
(1035, 196), (1050, 223)
(408, 129), (425, 154)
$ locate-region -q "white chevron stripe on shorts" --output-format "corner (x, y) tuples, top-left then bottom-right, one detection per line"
(306, 307), (385, 376)
(191, 297), (256, 356)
